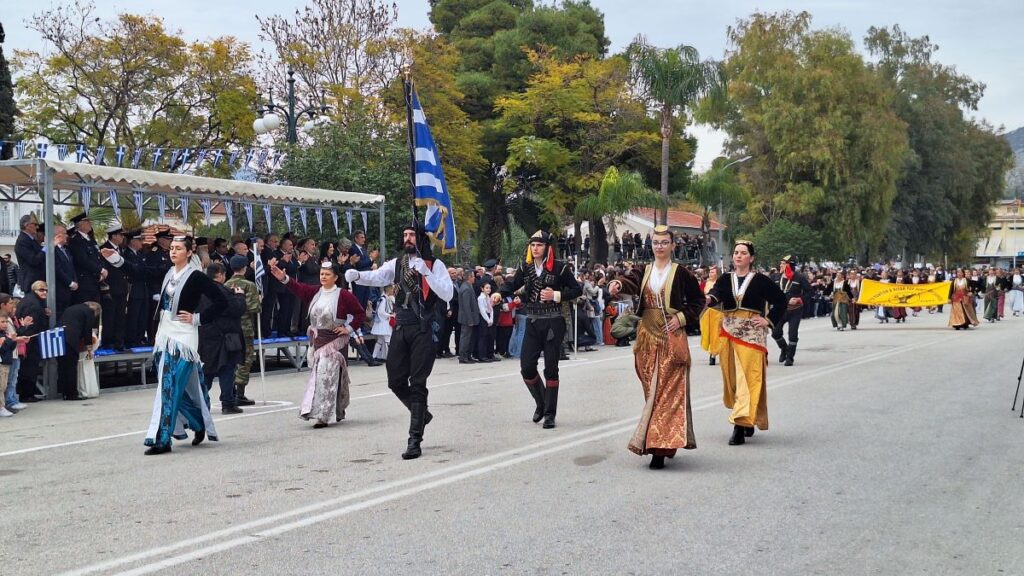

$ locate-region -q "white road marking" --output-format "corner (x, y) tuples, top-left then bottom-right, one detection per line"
(59, 334), (951, 576)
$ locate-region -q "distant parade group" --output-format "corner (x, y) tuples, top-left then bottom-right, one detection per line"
(1, 215), (1017, 468)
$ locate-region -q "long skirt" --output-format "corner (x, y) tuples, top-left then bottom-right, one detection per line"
(717, 312), (769, 431)
(949, 298), (981, 328)
(831, 302), (849, 328)
(300, 332), (351, 424)
(984, 295), (998, 321)
(1010, 289), (1024, 314)
(998, 292), (1006, 318)
(145, 351), (218, 448)
(628, 330), (695, 457)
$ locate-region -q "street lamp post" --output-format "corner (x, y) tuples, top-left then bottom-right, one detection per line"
(253, 68), (331, 144)
(716, 155), (752, 266)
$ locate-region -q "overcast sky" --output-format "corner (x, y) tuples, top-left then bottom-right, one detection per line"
(4, 0), (1021, 169)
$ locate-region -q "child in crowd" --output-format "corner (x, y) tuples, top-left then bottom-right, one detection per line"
(0, 312), (21, 417)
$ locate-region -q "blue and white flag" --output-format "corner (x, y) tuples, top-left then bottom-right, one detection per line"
(195, 149), (208, 168)
(80, 186), (92, 213)
(178, 148), (192, 172)
(56, 144), (69, 161)
(227, 149), (241, 168)
(298, 207), (308, 233)
(283, 206), (293, 231)
(157, 194), (167, 221)
(131, 149), (143, 169)
(315, 208), (323, 232)
(243, 202), (254, 232)
(262, 204), (272, 229)
(256, 148), (269, 170)
(409, 85), (457, 253)
(151, 148), (164, 170)
(15, 141), (26, 159)
(223, 200), (235, 233)
(271, 150), (283, 170)
(200, 198), (213, 227)
(212, 149), (224, 168)
(36, 142), (49, 159)
(38, 327), (66, 360)
(252, 240), (265, 296)
(361, 210), (368, 233)
(109, 190), (120, 219)
(345, 210), (353, 234)
(133, 190), (145, 220)
(180, 195), (189, 223)
(75, 143), (87, 163)
(115, 145), (127, 167)
(168, 149), (180, 170)
(331, 209), (339, 234)
(94, 145), (105, 165)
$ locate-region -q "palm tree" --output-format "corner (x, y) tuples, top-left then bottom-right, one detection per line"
(627, 35), (724, 225)
(576, 167), (665, 264)
(687, 164), (747, 264)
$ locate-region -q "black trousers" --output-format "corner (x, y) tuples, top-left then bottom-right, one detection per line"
(520, 316), (566, 382)
(102, 292), (127, 349)
(496, 325), (513, 356)
(126, 294), (149, 347)
(57, 353), (79, 398)
(771, 309), (802, 344)
(17, 345), (42, 399)
(385, 324), (436, 405)
(274, 292), (295, 336)
(477, 323), (495, 360)
(260, 290), (278, 337)
(439, 315), (458, 354)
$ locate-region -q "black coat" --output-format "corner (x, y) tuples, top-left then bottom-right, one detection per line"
(68, 232), (104, 296)
(15, 292), (47, 337)
(145, 248), (172, 296)
(121, 248), (153, 299)
(157, 269), (229, 323)
(59, 303), (99, 356)
(101, 242), (129, 296)
(15, 231), (45, 290)
(197, 282), (246, 372)
(54, 245), (78, 312)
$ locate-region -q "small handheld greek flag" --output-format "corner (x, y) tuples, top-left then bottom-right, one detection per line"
(252, 241), (265, 296)
(38, 327), (66, 359)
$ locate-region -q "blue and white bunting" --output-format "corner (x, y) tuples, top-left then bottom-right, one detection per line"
(223, 200), (235, 233)
(262, 204), (272, 228)
(133, 190), (145, 221)
(151, 148), (164, 170)
(94, 145), (105, 165)
(315, 208), (323, 232)
(15, 141), (26, 159)
(271, 150), (283, 170)
(212, 149), (224, 168)
(257, 149), (269, 170)
(345, 210), (353, 234)
(180, 195), (189, 223)
(168, 149), (180, 170)
(38, 327), (66, 360)
(116, 145), (127, 167)
(409, 85), (458, 253)
(243, 149), (255, 169)
(283, 206), (293, 231)
(331, 209), (339, 234)
(243, 202), (254, 231)
(80, 186), (92, 213)
(298, 207), (308, 233)
(178, 148), (191, 172)
(109, 190), (120, 219)
(361, 211), (368, 233)
(195, 149), (208, 168)
(76, 143), (88, 163)
(36, 142), (48, 158)
(157, 194), (167, 221)
(200, 198), (213, 227)
(131, 149), (143, 169)
(227, 149), (240, 168)
(56, 144), (68, 161)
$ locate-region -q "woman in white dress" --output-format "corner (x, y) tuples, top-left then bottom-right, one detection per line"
(371, 285), (395, 360)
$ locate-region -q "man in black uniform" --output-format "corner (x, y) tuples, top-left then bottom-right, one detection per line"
(145, 230), (174, 340)
(772, 255), (810, 367)
(100, 225), (128, 350)
(121, 230), (152, 348)
(501, 231), (582, 429)
(346, 221), (454, 460)
(67, 213), (106, 305)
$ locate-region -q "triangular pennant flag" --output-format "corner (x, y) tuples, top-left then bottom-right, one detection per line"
(201, 198), (213, 227)
(361, 210), (368, 233)
(223, 200), (235, 233)
(80, 186), (92, 213)
(331, 209), (339, 234)
(283, 206), (293, 231)
(262, 204), (272, 228)
(157, 194), (167, 221)
(133, 190), (145, 221)
(243, 202), (254, 232)
(109, 190), (120, 219)
(298, 207), (308, 233)
(244, 149), (255, 169)
(345, 210), (353, 234)
(180, 195), (189, 223)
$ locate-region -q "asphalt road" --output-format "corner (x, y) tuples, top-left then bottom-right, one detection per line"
(2, 309), (1023, 575)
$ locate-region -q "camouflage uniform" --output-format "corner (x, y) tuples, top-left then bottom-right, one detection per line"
(225, 275), (261, 395)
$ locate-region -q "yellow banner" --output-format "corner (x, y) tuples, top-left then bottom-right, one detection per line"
(856, 279), (951, 307)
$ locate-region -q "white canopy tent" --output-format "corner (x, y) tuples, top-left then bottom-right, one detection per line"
(0, 157), (386, 397)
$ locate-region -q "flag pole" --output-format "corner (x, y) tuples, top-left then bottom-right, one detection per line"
(403, 74), (420, 223)
(256, 311), (267, 406)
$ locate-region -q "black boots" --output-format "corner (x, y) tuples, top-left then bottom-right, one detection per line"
(728, 424), (747, 445)
(649, 455), (665, 470)
(191, 430), (206, 446)
(144, 445), (171, 455)
(775, 338), (788, 363)
(784, 344), (797, 367)
(402, 402), (427, 460)
(399, 397), (433, 427)
(235, 385), (255, 406)
(542, 383), (559, 429)
(524, 376), (545, 423)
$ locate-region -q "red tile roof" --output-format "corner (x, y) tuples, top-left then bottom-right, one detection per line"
(633, 209), (724, 231)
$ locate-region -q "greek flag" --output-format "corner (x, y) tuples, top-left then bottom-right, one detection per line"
(115, 145), (127, 167)
(408, 85), (457, 253)
(94, 145), (105, 165)
(133, 190), (145, 220)
(283, 206), (293, 231)
(243, 202), (254, 231)
(262, 204), (272, 228)
(15, 141), (26, 159)
(200, 198), (213, 227)
(180, 196), (189, 223)
(36, 142), (49, 158)
(151, 148), (164, 170)
(298, 207), (308, 232)
(345, 210), (353, 234)
(252, 241), (265, 296)
(131, 149), (143, 169)
(77, 143), (89, 163)
(315, 208), (323, 232)
(331, 209), (339, 233)
(224, 199), (235, 233)
(109, 190), (120, 218)
(80, 186), (92, 213)
(38, 327), (66, 359)
(157, 194), (167, 221)
(212, 149), (224, 168)
(57, 144), (69, 160)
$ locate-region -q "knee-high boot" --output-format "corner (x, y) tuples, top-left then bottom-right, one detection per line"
(784, 343), (797, 366)
(402, 402), (426, 460)
(398, 396), (433, 427)
(524, 375), (545, 423)
(774, 337), (788, 364)
(542, 381), (559, 429)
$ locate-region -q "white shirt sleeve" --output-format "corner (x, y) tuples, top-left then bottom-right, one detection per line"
(424, 258), (455, 302)
(351, 259), (396, 287)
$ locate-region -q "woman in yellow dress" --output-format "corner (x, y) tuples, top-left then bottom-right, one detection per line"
(702, 241), (787, 446)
